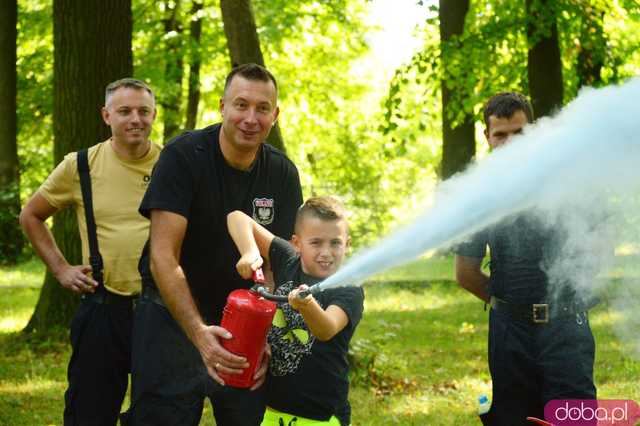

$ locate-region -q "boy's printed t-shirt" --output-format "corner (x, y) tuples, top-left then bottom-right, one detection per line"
(266, 237), (364, 425)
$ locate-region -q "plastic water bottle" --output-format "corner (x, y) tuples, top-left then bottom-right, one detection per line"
(478, 394), (491, 415)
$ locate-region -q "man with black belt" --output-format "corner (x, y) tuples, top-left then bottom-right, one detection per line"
(455, 92), (597, 425)
(128, 63), (303, 425)
(20, 78), (160, 426)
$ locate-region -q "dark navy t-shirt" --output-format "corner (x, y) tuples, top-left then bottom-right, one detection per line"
(455, 213), (565, 304)
(138, 124), (302, 323)
(266, 237), (364, 425)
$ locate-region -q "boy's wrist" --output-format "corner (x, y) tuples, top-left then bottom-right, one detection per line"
(293, 298), (314, 313)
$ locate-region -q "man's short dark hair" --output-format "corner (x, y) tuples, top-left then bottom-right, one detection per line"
(105, 78), (155, 106)
(483, 92), (533, 129)
(223, 63), (278, 97)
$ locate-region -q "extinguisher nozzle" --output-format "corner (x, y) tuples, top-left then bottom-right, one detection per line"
(298, 285), (321, 299)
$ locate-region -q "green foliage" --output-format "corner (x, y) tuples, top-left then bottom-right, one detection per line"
(382, 0), (640, 172)
(133, 0), (228, 143)
(16, 0), (54, 202)
(556, 0), (640, 99)
(0, 182), (24, 264)
(253, 1), (396, 246)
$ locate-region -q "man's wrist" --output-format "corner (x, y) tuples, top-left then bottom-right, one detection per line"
(190, 322), (212, 348)
(51, 260), (70, 278)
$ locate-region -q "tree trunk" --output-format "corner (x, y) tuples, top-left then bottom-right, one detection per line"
(0, 0), (23, 265)
(439, 0), (475, 179)
(25, 0), (132, 334)
(526, 0), (563, 118)
(577, 3), (605, 89)
(219, 0), (285, 152)
(161, 0), (184, 142)
(185, 0), (203, 130)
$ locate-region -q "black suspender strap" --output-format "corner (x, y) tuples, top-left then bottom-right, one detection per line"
(77, 149), (104, 287)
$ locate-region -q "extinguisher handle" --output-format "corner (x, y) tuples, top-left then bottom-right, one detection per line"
(252, 268), (266, 284)
(253, 286), (289, 302)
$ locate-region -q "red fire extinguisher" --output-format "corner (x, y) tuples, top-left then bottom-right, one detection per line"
(219, 268), (277, 388)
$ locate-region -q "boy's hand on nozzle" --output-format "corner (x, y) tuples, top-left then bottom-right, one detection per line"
(235, 252), (263, 279)
(288, 284), (314, 311)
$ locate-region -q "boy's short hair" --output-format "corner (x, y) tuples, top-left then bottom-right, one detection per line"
(295, 196), (348, 232)
(483, 92), (533, 129)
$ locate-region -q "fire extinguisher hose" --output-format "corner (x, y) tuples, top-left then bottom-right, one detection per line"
(251, 285), (318, 303)
(250, 268), (320, 303)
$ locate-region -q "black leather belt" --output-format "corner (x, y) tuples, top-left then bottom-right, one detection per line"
(81, 288), (136, 305)
(490, 296), (597, 324)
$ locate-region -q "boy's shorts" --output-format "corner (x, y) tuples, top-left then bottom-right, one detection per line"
(261, 406), (344, 426)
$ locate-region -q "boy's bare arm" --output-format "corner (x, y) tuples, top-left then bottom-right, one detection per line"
(227, 210), (276, 279)
(289, 286), (349, 341)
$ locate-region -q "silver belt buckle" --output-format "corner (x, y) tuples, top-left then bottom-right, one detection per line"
(533, 303), (549, 324)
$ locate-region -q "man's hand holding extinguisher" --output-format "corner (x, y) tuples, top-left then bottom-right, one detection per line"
(192, 321), (250, 386)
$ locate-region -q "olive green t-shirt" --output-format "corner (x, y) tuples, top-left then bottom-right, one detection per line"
(39, 139), (161, 295)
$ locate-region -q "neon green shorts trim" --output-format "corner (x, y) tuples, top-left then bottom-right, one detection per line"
(260, 406), (343, 426)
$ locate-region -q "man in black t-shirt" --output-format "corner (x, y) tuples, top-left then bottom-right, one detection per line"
(227, 197), (364, 426)
(455, 93), (597, 425)
(127, 64), (303, 426)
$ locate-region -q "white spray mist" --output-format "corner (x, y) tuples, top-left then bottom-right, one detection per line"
(313, 78), (640, 353)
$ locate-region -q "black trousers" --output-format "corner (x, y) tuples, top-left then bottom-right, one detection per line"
(63, 292), (134, 426)
(127, 296), (265, 426)
(484, 308), (596, 426)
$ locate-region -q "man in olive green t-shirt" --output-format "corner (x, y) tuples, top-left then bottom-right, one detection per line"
(20, 78), (160, 426)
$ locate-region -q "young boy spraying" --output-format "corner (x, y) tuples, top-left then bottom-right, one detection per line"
(227, 196), (364, 426)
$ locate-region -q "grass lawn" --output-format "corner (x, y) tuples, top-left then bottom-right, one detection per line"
(1, 256), (639, 425)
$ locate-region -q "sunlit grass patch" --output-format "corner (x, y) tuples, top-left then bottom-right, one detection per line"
(0, 316), (31, 333)
(367, 254), (455, 283)
(0, 258), (45, 288)
(0, 378), (61, 395)
(0, 333), (69, 426)
(363, 282), (461, 312)
(589, 306), (624, 327)
(0, 287), (40, 333)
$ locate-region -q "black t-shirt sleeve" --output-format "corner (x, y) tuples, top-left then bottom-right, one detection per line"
(454, 230), (488, 259)
(275, 159), (303, 240)
(324, 287), (365, 328)
(139, 141), (195, 219)
(269, 236), (298, 286)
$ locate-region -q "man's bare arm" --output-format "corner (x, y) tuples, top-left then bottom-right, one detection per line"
(148, 209), (249, 384)
(455, 255), (490, 303)
(19, 192), (97, 293)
